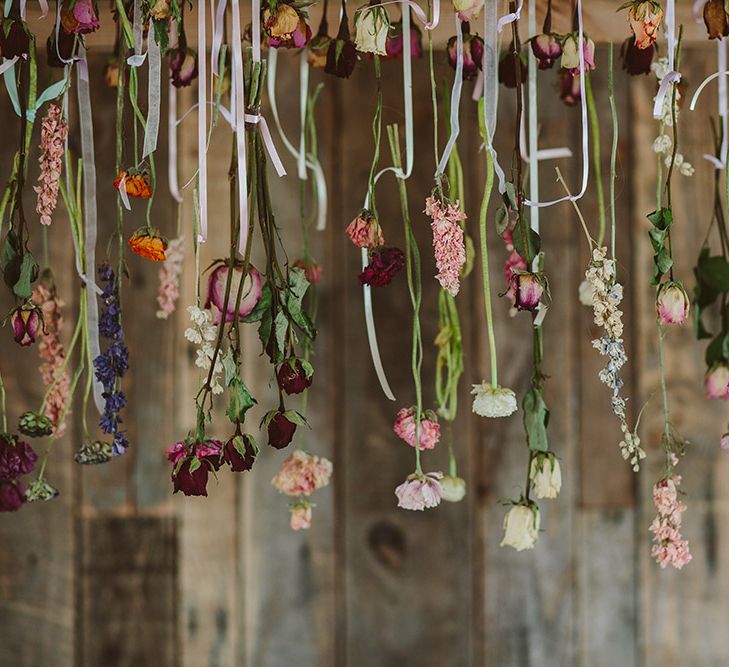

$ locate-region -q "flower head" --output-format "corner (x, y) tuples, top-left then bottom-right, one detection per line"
(704, 0), (729, 40)
(622, 36), (655, 76)
(471, 383), (518, 418)
(0, 480), (25, 512)
(290, 503), (313, 530)
(167, 440), (223, 497)
(440, 475), (467, 502)
(156, 237), (184, 319)
(266, 4), (309, 46)
(325, 10), (358, 78)
(530, 452), (562, 499)
(277, 358), (313, 395)
(18, 411), (53, 438)
(267, 410), (299, 449)
(358, 247), (405, 287)
(425, 196), (467, 296)
(559, 69), (581, 106)
(128, 228), (168, 262)
(46, 26), (76, 67)
(706, 363), (729, 400)
(205, 261), (263, 324)
(272, 449), (333, 496)
(170, 46), (199, 87)
(395, 472), (444, 511)
(0, 19), (30, 58)
(447, 28), (484, 82)
(114, 170), (152, 199)
(0, 435), (38, 480)
(354, 3), (390, 56)
(10, 305), (41, 347)
(511, 271), (545, 311)
(60, 0), (99, 34)
(560, 34), (595, 75)
(452, 0), (484, 21)
(531, 33), (562, 69)
(498, 44), (527, 88)
(383, 15), (422, 60)
(627, 1), (663, 49)
(650, 474), (692, 569)
(393, 406), (441, 450)
(501, 502), (540, 551)
(293, 258), (321, 284)
(656, 280), (689, 325)
(347, 210), (384, 249)
(223, 434), (258, 472)
(184, 306), (225, 395)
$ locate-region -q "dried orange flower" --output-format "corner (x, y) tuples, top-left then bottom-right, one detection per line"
(114, 170), (153, 199)
(128, 228), (168, 262)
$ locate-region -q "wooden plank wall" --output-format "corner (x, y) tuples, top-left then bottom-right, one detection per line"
(2, 44), (729, 667)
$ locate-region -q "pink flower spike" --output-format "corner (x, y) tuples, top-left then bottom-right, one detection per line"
(156, 237), (185, 319)
(425, 196), (467, 297)
(34, 104), (68, 227)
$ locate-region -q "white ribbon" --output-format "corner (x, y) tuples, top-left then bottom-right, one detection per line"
(38, 0), (48, 18)
(127, 0), (147, 67)
(497, 0), (523, 32)
(436, 14), (463, 176)
(267, 48), (328, 229)
(117, 173), (132, 210)
(361, 248), (396, 401)
(691, 42), (728, 169)
(231, 0), (249, 255)
(252, 0), (261, 62)
(211, 0), (227, 76)
(142, 27), (161, 158)
(0, 56), (18, 76)
(298, 54), (308, 181)
(653, 0), (680, 119)
(77, 50), (105, 415)
(692, 0), (705, 23)
(197, 0), (208, 243)
(362, 0), (440, 30)
(168, 82), (183, 202)
(527, 0), (539, 249)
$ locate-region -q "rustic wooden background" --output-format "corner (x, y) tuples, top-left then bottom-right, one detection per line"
(1, 41), (729, 667)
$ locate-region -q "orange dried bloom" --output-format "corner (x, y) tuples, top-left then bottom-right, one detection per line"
(128, 228), (168, 262)
(114, 170), (153, 199)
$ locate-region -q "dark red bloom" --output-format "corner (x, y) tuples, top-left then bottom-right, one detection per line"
(277, 359), (313, 395)
(0, 20), (30, 59)
(223, 435), (257, 472)
(0, 480), (24, 512)
(498, 44), (527, 89)
(621, 36), (655, 76)
(268, 412), (297, 449)
(559, 70), (581, 107)
(447, 25), (484, 82)
(0, 435), (38, 480)
(384, 16), (422, 60)
(11, 306), (41, 347)
(170, 46), (199, 88)
(325, 8), (357, 78)
(46, 27), (76, 68)
(167, 440), (222, 497)
(530, 33), (561, 70)
(358, 247), (406, 288)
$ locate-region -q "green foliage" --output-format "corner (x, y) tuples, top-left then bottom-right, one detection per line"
(523, 386), (549, 453)
(647, 207), (673, 285)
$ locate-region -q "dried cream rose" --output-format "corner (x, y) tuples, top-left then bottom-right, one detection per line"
(354, 5), (390, 56)
(529, 453), (562, 499)
(500, 503), (540, 551)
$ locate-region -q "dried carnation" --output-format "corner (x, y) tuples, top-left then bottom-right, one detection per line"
(471, 382), (517, 418)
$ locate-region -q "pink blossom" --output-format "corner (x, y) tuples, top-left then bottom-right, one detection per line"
(290, 504), (312, 530)
(32, 281), (71, 437)
(721, 433), (729, 452)
(425, 196), (467, 296)
(156, 237), (184, 319)
(393, 406), (441, 450)
(649, 474), (692, 569)
(346, 211), (384, 249)
(271, 449), (333, 497)
(34, 104), (68, 226)
(656, 281), (689, 325)
(395, 472), (444, 510)
(705, 364), (729, 400)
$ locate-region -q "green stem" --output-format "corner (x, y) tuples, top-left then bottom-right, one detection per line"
(426, 0), (439, 167)
(657, 322), (670, 442)
(480, 150), (498, 388)
(608, 43), (618, 260)
(585, 72), (606, 247)
(0, 366), (7, 433)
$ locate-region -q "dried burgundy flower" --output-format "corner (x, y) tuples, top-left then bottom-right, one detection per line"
(704, 0), (729, 40)
(167, 440), (223, 497)
(0, 19), (30, 59)
(559, 70), (581, 106)
(498, 44), (527, 88)
(621, 36), (655, 76)
(267, 411), (298, 449)
(223, 434), (258, 472)
(11, 306), (41, 347)
(530, 33), (562, 70)
(0, 480), (24, 512)
(308, 26), (332, 69)
(277, 358), (313, 395)
(325, 8), (358, 79)
(383, 14), (423, 60)
(170, 46), (199, 88)
(447, 25), (484, 82)
(46, 26), (76, 68)
(358, 247), (406, 288)
(0, 435), (38, 480)
(511, 272), (545, 311)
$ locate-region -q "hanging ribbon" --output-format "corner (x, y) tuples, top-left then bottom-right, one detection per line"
(436, 14), (463, 176)
(117, 173), (132, 210)
(0, 56), (18, 76)
(252, 0), (261, 62)
(54, 0), (78, 66)
(652, 0), (680, 119)
(127, 0), (147, 67)
(168, 82), (183, 202)
(142, 26), (161, 158)
(76, 49), (105, 415)
(231, 0), (249, 255)
(518, 106), (572, 161)
(497, 0), (523, 32)
(38, 0), (48, 18)
(211, 0), (227, 76)
(527, 0), (539, 249)
(691, 41), (728, 169)
(267, 48), (328, 229)
(298, 54), (308, 181)
(197, 0), (208, 243)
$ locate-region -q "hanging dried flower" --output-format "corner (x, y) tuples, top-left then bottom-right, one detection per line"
(354, 3), (390, 56)
(395, 472), (444, 510)
(393, 406), (441, 450)
(626, 1), (663, 49)
(155, 237), (184, 319)
(127, 228), (168, 262)
(325, 4), (357, 78)
(425, 196), (467, 297)
(358, 247), (405, 287)
(501, 501), (540, 551)
(448, 26), (484, 82)
(113, 170), (153, 199)
(205, 261), (264, 324)
(34, 104), (68, 227)
(621, 36), (655, 76)
(347, 210), (385, 249)
(272, 449), (333, 496)
(60, 0), (100, 35)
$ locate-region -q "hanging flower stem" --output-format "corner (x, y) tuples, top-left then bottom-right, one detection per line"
(584, 72), (606, 246)
(388, 124), (424, 474)
(608, 42), (619, 260)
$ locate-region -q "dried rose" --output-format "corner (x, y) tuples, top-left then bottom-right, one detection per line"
(170, 46), (199, 87)
(447, 26), (484, 82)
(60, 0), (100, 35)
(704, 0), (729, 40)
(11, 306), (41, 347)
(383, 15), (422, 60)
(205, 261), (263, 324)
(627, 1), (663, 50)
(511, 272), (545, 311)
(223, 434), (258, 472)
(621, 36), (655, 75)
(325, 9), (357, 78)
(114, 170), (153, 198)
(656, 281), (689, 325)
(498, 44), (528, 88)
(128, 228), (168, 262)
(347, 210), (384, 249)
(277, 358), (313, 395)
(559, 70), (581, 106)
(530, 33), (562, 70)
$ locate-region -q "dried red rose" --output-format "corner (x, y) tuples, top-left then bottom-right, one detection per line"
(358, 247), (406, 288)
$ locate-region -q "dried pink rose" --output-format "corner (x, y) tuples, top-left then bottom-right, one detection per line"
(395, 472), (444, 511)
(393, 406), (441, 450)
(425, 196), (467, 297)
(705, 363), (729, 400)
(11, 306), (41, 347)
(34, 104), (68, 226)
(627, 1), (663, 50)
(156, 237), (184, 319)
(347, 210), (384, 249)
(271, 449), (333, 497)
(656, 281), (689, 325)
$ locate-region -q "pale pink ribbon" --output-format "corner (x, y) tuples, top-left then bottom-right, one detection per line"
(168, 82), (183, 202)
(231, 0), (249, 254)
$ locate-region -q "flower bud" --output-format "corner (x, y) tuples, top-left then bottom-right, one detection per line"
(46, 26), (76, 68)
(0, 19), (30, 59)
(290, 503), (313, 530)
(11, 306), (41, 347)
(704, 0), (729, 40)
(498, 45), (527, 88)
(500, 502), (540, 551)
(440, 475), (467, 502)
(354, 3), (390, 56)
(560, 34), (596, 75)
(383, 18), (422, 60)
(621, 36), (655, 76)
(205, 262), (263, 324)
(511, 272), (545, 311)
(530, 33), (562, 70)
(656, 281), (689, 325)
(170, 47), (199, 88)
(325, 13), (358, 79)
(267, 411), (298, 449)
(705, 363), (729, 400)
(0, 480), (25, 512)
(60, 0), (99, 34)
(447, 29), (484, 82)
(277, 359), (313, 395)
(223, 434), (258, 472)
(627, 1), (663, 50)
(18, 411), (54, 438)
(347, 210), (384, 249)
(358, 247), (406, 287)
(529, 452), (562, 499)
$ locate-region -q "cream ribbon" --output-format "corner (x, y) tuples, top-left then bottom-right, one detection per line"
(168, 82), (183, 202)
(230, 0), (249, 255)
(197, 0), (208, 243)
(142, 27), (161, 158)
(690, 41), (728, 169)
(652, 0), (680, 119)
(436, 14), (464, 176)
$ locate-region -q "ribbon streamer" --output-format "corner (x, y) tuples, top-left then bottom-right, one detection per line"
(76, 50), (105, 415)
(436, 14), (463, 176)
(252, 0), (261, 62)
(527, 0), (539, 250)
(267, 48), (328, 229)
(127, 0), (147, 67)
(298, 54), (308, 181)
(231, 0), (249, 255)
(117, 174), (132, 210)
(168, 81), (183, 202)
(691, 42), (728, 169)
(497, 0), (523, 32)
(38, 0), (48, 18)
(142, 27), (161, 158)
(211, 0), (227, 76)
(197, 0), (208, 243)
(652, 0), (680, 119)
